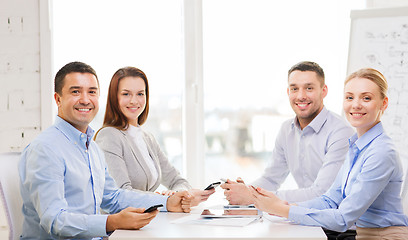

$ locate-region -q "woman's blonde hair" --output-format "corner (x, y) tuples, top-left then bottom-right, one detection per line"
(345, 68), (388, 99)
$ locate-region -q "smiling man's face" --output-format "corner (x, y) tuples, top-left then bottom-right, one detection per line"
(287, 70), (327, 129)
(54, 72), (99, 133)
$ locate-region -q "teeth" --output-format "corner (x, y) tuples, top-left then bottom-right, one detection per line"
(78, 108), (90, 112)
(297, 103), (308, 107)
(352, 113), (363, 116)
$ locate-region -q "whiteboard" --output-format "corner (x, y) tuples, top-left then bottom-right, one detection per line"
(347, 7), (408, 176)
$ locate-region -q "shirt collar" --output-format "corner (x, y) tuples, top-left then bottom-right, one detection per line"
(291, 106), (328, 133)
(54, 116), (95, 145)
(349, 122), (384, 151)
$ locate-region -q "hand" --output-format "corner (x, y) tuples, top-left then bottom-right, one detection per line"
(249, 186), (290, 218)
(106, 207), (158, 232)
(166, 190), (193, 213)
(188, 188), (216, 206)
(220, 178), (253, 205)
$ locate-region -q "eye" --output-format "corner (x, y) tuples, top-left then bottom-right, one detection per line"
(121, 92), (129, 96)
(290, 87), (298, 92)
(363, 96), (371, 101)
(138, 92), (145, 96)
(345, 96), (353, 100)
(72, 90), (80, 94)
(307, 87), (313, 91)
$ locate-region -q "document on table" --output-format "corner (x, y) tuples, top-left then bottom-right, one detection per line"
(171, 214), (261, 227)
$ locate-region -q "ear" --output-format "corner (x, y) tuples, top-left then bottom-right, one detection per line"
(287, 87), (289, 96)
(381, 96), (388, 112)
(54, 92), (61, 107)
(321, 85), (328, 98)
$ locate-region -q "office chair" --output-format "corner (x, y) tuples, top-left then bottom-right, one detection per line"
(402, 166), (408, 215)
(0, 152), (23, 240)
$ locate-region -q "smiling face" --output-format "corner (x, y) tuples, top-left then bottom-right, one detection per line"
(54, 72), (99, 133)
(118, 76), (146, 126)
(343, 77), (388, 137)
(287, 70), (327, 129)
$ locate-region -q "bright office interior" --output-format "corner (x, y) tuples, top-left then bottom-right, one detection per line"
(52, 0), (368, 190)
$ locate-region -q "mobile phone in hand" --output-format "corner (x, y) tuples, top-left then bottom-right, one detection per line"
(204, 181), (221, 190)
(144, 204), (163, 213)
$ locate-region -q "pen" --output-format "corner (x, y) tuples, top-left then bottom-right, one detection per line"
(224, 205), (255, 209)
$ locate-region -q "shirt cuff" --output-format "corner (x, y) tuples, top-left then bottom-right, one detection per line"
(288, 205), (307, 225)
(87, 214), (109, 237)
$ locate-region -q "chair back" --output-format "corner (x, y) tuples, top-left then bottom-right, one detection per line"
(0, 152), (23, 240)
(402, 165), (408, 215)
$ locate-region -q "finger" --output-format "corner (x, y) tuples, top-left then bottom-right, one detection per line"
(236, 177), (245, 183)
(124, 207), (143, 213)
(255, 187), (269, 196)
(182, 205), (191, 213)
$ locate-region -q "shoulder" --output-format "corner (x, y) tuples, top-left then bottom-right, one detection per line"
(363, 133), (401, 173)
(324, 110), (354, 134)
(325, 110), (351, 127)
(367, 133), (398, 160)
(96, 126), (125, 140)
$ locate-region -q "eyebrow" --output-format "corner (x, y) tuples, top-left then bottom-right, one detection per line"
(120, 89), (145, 92)
(69, 86), (99, 90)
(289, 83), (315, 87)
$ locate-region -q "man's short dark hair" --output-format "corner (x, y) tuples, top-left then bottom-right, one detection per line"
(54, 61), (98, 94)
(288, 61), (325, 86)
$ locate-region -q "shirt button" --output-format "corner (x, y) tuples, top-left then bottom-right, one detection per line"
(85, 150), (88, 153)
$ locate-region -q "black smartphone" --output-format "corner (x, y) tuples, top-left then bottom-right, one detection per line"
(144, 204), (163, 213)
(204, 181), (221, 190)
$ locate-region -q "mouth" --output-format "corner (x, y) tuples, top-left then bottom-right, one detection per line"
(350, 112), (366, 118)
(127, 106), (140, 112)
(76, 108), (93, 113)
(296, 102), (310, 109)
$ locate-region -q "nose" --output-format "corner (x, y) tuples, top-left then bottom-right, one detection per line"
(79, 92), (91, 105)
(130, 94), (138, 104)
(351, 99), (362, 109)
(297, 88), (307, 100)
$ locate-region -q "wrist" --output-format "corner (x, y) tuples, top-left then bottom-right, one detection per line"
(106, 214), (118, 232)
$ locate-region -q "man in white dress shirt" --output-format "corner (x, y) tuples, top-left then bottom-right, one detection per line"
(221, 61), (354, 204)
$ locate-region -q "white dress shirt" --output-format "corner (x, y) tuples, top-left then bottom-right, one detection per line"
(127, 125), (158, 187)
(252, 107), (354, 202)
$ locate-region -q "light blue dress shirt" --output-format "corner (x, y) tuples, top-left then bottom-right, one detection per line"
(252, 107), (354, 202)
(19, 116), (168, 239)
(289, 122), (408, 232)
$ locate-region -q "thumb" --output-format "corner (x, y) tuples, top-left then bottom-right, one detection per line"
(236, 177), (245, 184)
(123, 207), (144, 213)
(255, 187), (271, 196)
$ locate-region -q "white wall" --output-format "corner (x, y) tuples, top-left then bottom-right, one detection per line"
(367, 0), (408, 8)
(0, 0), (52, 153)
(0, 0), (52, 234)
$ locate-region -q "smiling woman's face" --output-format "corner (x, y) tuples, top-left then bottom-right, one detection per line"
(343, 77), (388, 137)
(117, 77), (146, 127)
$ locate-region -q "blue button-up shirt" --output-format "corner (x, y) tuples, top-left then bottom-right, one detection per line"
(19, 117), (168, 239)
(289, 122), (408, 232)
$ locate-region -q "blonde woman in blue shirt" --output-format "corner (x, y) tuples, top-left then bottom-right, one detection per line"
(249, 68), (408, 239)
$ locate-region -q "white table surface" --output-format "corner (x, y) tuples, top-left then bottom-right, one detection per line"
(110, 207), (326, 240)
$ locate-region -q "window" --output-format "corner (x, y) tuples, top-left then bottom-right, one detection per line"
(202, 0), (365, 186)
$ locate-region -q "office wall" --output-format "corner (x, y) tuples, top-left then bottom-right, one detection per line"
(0, 0), (53, 153)
(367, 0), (408, 8)
(0, 0), (52, 233)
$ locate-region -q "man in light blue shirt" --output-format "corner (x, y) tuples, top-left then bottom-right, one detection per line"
(19, 62), (192, 239)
